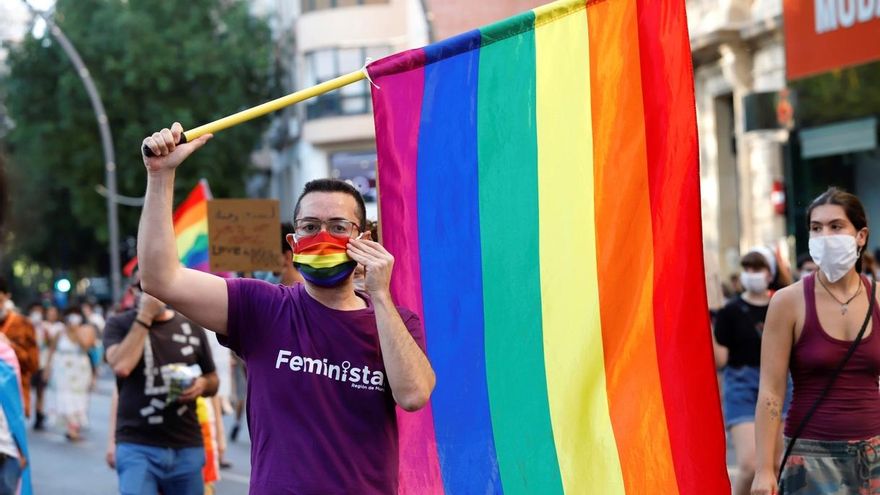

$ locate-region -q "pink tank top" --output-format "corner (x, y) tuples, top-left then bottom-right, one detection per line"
(785, 274), (880, 440)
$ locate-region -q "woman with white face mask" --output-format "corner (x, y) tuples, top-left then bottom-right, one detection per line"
(45, 308), (95, 441)
(714, 250), (791, 495)
(753, 188), (880, 495)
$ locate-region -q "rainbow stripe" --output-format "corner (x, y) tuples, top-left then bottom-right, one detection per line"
(368, 1), (728, 493)
(292, 235), (357, 285)
(173, 180), (212, 271)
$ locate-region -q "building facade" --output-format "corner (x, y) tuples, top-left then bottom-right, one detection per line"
(257, 0), (546, 222)
(689, 0), (789, 299)
(690, 0), (880, 305)
(253, 0), (429, 221)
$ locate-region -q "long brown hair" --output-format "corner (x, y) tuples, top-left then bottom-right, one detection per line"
(806, 187), (869, 272)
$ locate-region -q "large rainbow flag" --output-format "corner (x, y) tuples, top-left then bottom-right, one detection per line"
(123, 180), (212, 275)
(368, 0), (728, 493)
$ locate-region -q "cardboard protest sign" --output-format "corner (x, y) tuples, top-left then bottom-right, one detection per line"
(207, 199), (280, 272)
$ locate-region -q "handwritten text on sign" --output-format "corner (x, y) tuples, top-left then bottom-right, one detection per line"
(207, 199), (281, 272)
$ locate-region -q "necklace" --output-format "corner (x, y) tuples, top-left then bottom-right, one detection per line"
(817, 274), (862, 315)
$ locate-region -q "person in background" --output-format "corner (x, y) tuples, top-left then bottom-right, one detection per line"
(198, 396), (221, 494)
(204, 331), (231, 469)
(106, 389), (118, 470)
(32, 305), (63, 431)
(862, 250), (877, 281)
(714, 250), (791, 495)
(81, 302), (105, 335)
(46, 308), (96, 441)
(796, 253), (818, 281)
(82, 302), (106, 383)
(253, 222), (303, 286)
(0, 332), (31, 495)
(228, 354), (246, 443)
(26, 304), (47, 431)
(104, 280), (218, 495)
(0, 278), (38, 421)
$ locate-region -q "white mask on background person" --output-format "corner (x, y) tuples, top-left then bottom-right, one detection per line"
(29, 312), (43, 324)
(809, 234), (859, 283)
(740, 272), (769, 294)
(66, 314), (83, 326)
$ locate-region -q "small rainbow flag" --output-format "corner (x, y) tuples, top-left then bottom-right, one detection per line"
(123, 180), (212, 275)
(368, 0), (728, 493)
(172, 179), (212, 271)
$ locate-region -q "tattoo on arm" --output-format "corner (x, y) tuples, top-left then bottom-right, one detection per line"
(765, 397), (782, 422)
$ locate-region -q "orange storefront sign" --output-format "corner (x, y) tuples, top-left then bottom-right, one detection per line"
(784, 0), (880, 80)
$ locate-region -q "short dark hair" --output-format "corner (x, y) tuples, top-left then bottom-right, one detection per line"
(293, 179), (367, 230)
(741, 252), (770, 272)
(281, 222), (295, 253)
(807, 187), (869, 272)
(796, 253), (815, 270)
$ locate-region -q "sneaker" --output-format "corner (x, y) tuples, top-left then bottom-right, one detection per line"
(229, 423), (240, 442)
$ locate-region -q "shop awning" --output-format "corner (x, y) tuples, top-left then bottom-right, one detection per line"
(800, 117), (878, 159)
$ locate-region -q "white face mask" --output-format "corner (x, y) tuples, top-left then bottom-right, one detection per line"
(66, 314), (83, 326)
(740, 271), (769, 294)
(809, 234), (859, 283)
(29, 312), (43, 324)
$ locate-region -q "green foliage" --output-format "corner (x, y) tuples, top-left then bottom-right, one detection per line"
(2, 0), (276, 274)
(791, 61), (880, 127)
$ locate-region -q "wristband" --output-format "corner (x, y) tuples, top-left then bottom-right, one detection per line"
(135, 318), (152, 329)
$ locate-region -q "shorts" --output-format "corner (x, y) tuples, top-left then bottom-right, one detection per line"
(722, 365), (792, 428)
(780, 435), (880, 494)
(116, 443), (205, 495)
(0, 454), (21, 495)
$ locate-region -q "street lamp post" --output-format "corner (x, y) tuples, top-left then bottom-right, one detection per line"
(24, 3), (122, 304)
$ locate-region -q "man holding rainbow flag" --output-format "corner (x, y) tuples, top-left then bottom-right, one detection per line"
(138, 122), (435, 494)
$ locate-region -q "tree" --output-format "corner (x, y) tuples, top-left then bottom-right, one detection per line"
(790, 62), (880, 127)
(1, 0), (276, 276)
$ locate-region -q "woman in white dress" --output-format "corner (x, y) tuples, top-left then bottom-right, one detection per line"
(46, 309), (95, 441)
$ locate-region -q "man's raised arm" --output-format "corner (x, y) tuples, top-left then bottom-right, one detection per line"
(138, 122), (229, 334)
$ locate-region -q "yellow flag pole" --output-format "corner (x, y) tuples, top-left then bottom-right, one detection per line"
(143, 69), (367, 156)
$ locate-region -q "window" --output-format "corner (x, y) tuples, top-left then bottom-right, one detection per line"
(331, 151), (377, 203)
(304, 46), (391, 120)
(301, 0), (388, 13)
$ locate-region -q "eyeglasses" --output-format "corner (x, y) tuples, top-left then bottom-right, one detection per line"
(294, 218), (360, 239)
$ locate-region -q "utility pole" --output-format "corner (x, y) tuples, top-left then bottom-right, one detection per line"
(23, 2), (122, 304)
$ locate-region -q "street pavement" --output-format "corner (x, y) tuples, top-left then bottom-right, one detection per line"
(27, 368), (252, 494)
(26, 367), (739, 493)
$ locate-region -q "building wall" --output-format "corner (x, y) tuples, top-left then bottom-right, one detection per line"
(689, 0), (788, 298)
(424, 0), (544, 41)
(262, 0), (543, 222)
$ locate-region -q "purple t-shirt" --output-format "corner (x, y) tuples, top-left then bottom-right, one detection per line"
(223, 279), (426, 495)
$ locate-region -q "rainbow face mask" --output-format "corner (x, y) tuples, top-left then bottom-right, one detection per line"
(292, 231), (357, 287)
